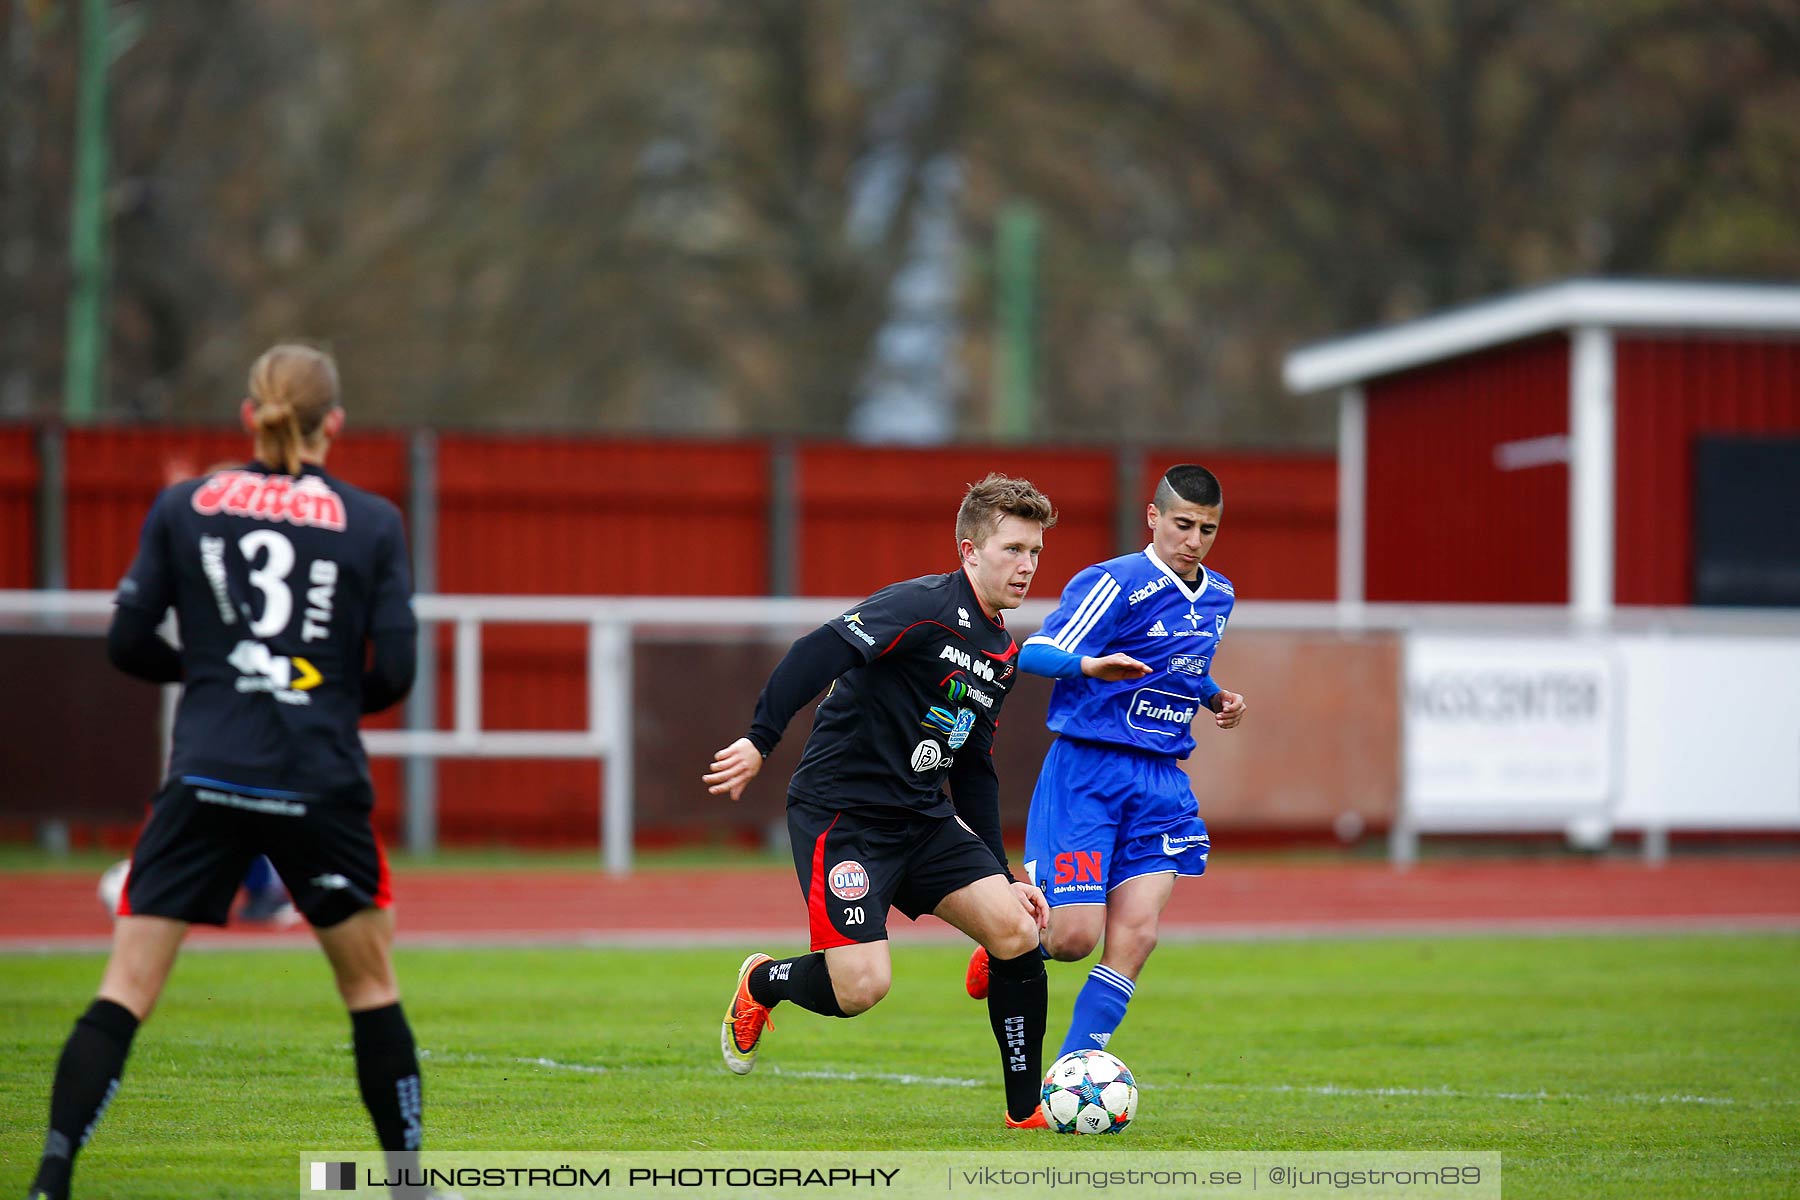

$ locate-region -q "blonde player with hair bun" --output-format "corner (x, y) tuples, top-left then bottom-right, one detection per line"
(25, 345), (449, 1200)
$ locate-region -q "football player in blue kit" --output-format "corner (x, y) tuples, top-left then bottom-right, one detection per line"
(704, 474), (1059, 1128)
(24, 346), (444, 1200)
(966, 465), (1247, 1062)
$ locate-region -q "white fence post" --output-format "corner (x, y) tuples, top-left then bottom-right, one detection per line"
(595, 619), (633, 876)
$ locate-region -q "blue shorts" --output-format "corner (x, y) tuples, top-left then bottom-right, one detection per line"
(1023, 736), (1209, 907)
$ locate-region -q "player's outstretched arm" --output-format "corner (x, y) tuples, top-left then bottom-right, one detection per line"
(1019, 641), (1148, 682)
(1081, 652), (1151, 681)
(1209, 689), (1247, 729)
(704, 737), (764, 801)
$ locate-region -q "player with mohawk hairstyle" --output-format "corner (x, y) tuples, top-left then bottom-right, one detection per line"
(966, 464), (1247, 1063)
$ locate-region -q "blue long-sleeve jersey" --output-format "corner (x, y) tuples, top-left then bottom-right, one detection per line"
(1021, 546), (1233, 759)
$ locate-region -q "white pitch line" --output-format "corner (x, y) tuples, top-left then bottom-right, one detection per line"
(426, 1049), (1779, 1110)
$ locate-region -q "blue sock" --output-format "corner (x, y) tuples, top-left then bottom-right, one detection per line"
(243, 856), (276, 896)
(1058, 964), (1134, 1058)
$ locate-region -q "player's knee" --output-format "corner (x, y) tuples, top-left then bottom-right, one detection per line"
(1042, 918), (1100, 962)
(988, 911), (1041, 961)
(832, 965), (890, 1016)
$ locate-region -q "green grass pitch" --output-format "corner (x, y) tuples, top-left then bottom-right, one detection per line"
(2, 936), (1795, 1199)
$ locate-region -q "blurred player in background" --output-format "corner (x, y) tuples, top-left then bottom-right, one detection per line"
(704, 474), (1058, 1128)
(237, 854), (298, 924)
(966, 464), (1246, 1059)
(25, 345), (438, 1200)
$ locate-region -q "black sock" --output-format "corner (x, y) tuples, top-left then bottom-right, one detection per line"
(30, 998), (140, 1200)
(350, 1002), (423, 1194)
(986, 949), (1048, 1121)
(747, 952), (848, 1017)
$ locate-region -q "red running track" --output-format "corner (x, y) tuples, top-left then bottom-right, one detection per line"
(4, 858), (1797, 951)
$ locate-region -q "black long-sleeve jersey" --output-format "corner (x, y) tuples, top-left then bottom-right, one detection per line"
(746, 568), (1021, 871)
(113, 461), (416, 798)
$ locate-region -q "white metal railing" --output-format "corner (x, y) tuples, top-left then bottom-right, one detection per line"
(9, 591), (1800, 874)
(0, 590), (917, 875)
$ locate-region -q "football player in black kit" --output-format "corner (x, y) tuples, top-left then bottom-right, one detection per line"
(24, 346), (443, 1200)
(704, 473), (1059, 1128)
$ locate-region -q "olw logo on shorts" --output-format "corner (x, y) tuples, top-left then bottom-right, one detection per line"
(827, 860), (870, 901)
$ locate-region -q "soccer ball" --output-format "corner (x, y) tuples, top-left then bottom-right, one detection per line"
(1041, 1049), (1137, 1134)
(97, 859), (130, 917)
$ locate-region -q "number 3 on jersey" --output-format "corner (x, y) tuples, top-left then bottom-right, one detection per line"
(235, 529), (337, 641)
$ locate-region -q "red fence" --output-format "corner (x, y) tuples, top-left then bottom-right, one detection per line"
(0, 430), (34, 589)
(1, 425), (1335, 847)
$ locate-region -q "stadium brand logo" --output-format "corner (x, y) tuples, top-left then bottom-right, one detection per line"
(1168, 654), (1209, 676)
(827, 860), (870, 901)
(840, 612), (876, 647)
(909, 740), (944, 773)
(1128, 577), (1169, 605)
(311, 1161), (356, 1191)
(192, 470), (347, 532)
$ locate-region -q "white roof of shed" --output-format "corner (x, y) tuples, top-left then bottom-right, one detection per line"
(1283, 278), (1800, 394)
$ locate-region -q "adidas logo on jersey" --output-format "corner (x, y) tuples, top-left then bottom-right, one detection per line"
(1147, 620), (1169, 637)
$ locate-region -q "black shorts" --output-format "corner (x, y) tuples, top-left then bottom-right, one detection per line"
(121, 777), (391, 929)
(788, 797), (1006, 950)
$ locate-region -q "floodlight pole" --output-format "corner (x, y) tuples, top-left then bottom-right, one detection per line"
(62, 0), (111, 422)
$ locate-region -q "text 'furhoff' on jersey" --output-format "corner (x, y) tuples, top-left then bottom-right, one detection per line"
(1025, 546), (1234, 759)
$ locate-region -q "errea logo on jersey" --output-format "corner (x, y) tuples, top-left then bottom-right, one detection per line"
(192, 470), (347, 531)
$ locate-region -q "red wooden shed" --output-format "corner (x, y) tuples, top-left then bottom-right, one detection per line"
(1283, 280), (1800, 614)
